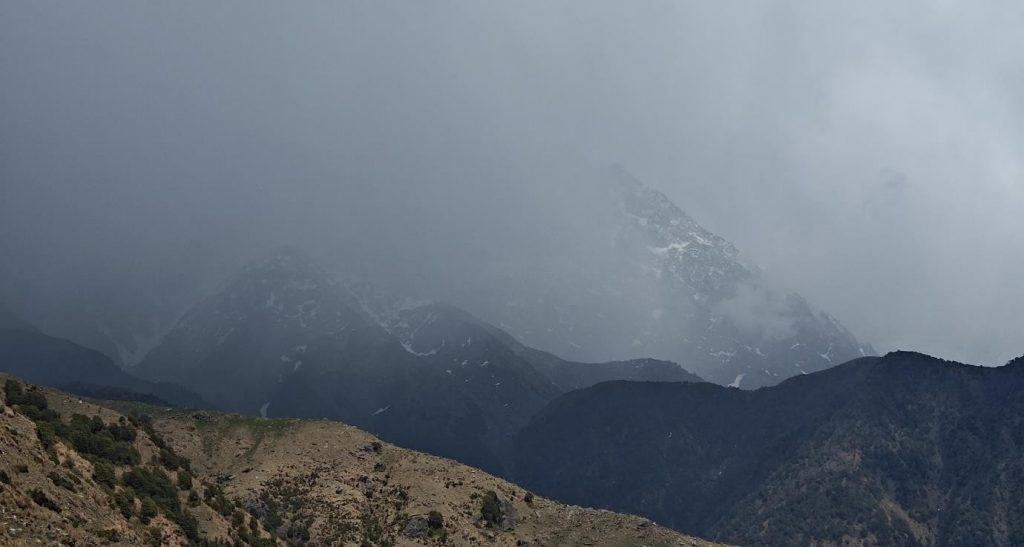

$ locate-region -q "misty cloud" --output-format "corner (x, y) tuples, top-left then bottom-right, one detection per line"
(712, 285), (797, 341)
(1, 1), (1022, 366)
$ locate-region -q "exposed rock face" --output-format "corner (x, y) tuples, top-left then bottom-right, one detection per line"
(480, 490), (517, 530)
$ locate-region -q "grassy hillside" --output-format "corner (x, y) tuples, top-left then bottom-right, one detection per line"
(0, 374), (718, 546)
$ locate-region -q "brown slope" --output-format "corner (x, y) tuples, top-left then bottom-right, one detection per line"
(151, 410), (719, 546)
(0, 374), (720, 547)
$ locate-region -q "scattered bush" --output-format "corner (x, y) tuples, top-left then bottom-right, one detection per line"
(94, 529), (121, 542)
(159, 447), (191, 471)
(92, 460), (116, 488)
(29, 488), (60, 512)
(204, 482), (232, 516)
(108, 421), (137, 442)
(64, 413), (140, 465)
(139, 497), (159, 524)
(146, 527), (163, 547)
(6, 381), (140, 467)
(129, 413), (166, 449)
(123, 467), (180, 516)
(175, 510), (200, 542)
(177, 469), (193, 490)
(428, 510), (444, 529)
(5, 379), (47, 409)
(47, 471), (77, 492)
(36, 421), (57, 449)
(114, 488), (135, 518)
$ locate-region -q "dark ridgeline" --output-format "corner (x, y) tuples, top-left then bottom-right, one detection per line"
(0, 304), (205, 408)
(514, 351), (1024, 546)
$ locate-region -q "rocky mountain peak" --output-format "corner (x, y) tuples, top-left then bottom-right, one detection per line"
(464, 167), (873, 389)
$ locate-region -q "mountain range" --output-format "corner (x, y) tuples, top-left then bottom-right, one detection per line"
(3, 250), (1023, 546)
(19, 170), (870, 390)
(132, 248), (702, 474)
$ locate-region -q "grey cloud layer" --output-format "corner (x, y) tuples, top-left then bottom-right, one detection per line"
(1, 1), (1021, 365)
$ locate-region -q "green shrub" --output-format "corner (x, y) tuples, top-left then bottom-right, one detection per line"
(129, 413), (167, 450)
(139, 497), (159, 524)
(6, 381), (140, 468)
(114, 488), (135, 518)
(36, 421), (57, 449)
(145, 527), (163, 547)
(159, 447), (190, 472)
(123, 467), (180, 516)
(175, 509), (200, 542)
(5, 380), (47, 409)
(64, 414), (140, 465)
(108, 422), (137, 442)
(47, 471), (77, 492)
(92, 460), (116, 488)
(177, 469), (193, 490)
(428, 510), (444, 529)
(94, 529), (121, 542)
(29, 489), (60, 512)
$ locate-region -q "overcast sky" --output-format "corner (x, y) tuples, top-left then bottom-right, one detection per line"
(1, 1), (1022, 365)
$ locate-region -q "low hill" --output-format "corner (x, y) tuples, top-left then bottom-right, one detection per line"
(0, 374), (718, 546)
